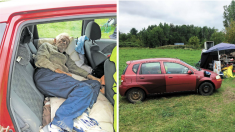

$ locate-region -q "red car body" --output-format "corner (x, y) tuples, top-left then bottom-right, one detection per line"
(119, 58), (222, 99)
(0, 1), (116, 131)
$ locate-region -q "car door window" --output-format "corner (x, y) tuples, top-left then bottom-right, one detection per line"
(140, 62), (161, 74)
(164, 62), (189, 74)
(94, 18), (116, 39)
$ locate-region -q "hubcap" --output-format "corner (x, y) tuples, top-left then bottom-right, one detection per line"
(203, 85), (210, 92)
(131, 91), (141, 100)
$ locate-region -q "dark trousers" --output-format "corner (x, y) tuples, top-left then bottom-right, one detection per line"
(34, 68), (100, 131)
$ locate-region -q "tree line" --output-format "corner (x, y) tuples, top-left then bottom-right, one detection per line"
(120, 0), (235, 48)
(119, 24), (225, 48)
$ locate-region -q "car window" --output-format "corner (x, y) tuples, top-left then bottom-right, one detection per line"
(140, 62), (161, 74)
(94, 18), (116, 39)
(37, 20), (82, 38)
(164, 62), (189, 74)
(0, 23), (6, 45)
(123, 65), (129, 75)
(132, 64), (139, 74)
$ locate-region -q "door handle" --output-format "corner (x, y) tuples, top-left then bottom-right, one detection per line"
(140, 76), (145, 79)
(168, 76), (173, 78)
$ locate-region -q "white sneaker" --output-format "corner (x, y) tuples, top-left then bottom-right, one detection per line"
(73, 112), (102, 132)
(47, 122), (64, 132)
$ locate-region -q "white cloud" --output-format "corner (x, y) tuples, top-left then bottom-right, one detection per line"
(119, 0), (231, 33)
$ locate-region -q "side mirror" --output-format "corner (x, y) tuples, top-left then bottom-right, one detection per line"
(187, 70), (192, 74)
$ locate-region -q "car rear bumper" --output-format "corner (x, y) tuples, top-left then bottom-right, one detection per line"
(119, 85), (127, 96)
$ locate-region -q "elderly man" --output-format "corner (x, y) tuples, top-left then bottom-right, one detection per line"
(34, 33), (101, 132)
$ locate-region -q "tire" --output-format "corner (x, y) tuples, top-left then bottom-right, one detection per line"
(126, 88), (145, 103)
(198, 82), (214, 96)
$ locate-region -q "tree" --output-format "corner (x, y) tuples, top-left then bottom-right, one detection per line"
(130, 28), (138, 36)
(224, 19), (235, 44)
(188, 36), (200, 48)
(210, 30), (225, 45)
(223, 0), (235, 27)
(120, 23), (217, 48)
(119, 32), (127, 42)
(148, 27), (159, 48)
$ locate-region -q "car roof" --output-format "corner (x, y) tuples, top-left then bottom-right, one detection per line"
(126, 58), (181, 65)
(0, 0), (116, 22)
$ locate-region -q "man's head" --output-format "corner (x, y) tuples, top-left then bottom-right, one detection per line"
(54, 33), (71, 53)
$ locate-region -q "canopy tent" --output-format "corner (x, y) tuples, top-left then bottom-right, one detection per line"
(200, 43), (235, 69)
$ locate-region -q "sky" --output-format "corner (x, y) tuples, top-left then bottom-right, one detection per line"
(119, 0), (232, 33)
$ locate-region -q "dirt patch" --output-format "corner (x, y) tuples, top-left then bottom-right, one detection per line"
(205, 87), (235, 113)
(223, 87), (235, 103)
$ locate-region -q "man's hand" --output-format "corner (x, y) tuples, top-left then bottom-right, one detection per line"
(55, 68), (72, 77)
(87, 74), (101, 84)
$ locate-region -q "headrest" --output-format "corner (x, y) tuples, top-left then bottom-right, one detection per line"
(20, 27), (30, 44)
(85, 21), (101, 40)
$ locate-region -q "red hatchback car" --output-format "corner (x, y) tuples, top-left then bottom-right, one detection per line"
(119, 58), (222, 103)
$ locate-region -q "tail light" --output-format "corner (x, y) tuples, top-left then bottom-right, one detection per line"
(121, 75), (125, 83)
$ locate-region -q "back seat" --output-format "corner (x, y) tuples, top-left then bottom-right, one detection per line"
(10, 25), (114, 132)
(11, 27), (44, 132)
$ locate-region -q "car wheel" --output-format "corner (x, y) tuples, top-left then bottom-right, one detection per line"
(126, 88), (145, 103)
(198, 82), (214, 96)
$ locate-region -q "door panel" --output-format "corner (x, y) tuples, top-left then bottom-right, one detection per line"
(137, 74), (166, 93)
(165, 74), (196, 92)
(136, 62), (166, 93)
(164, 62), (196, 92)
(95, 39), (116, 55)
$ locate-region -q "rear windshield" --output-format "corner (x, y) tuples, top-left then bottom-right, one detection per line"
(122, 65), (129, 75)
(0, 23), (6, 46)
(132, 64), (139, 74)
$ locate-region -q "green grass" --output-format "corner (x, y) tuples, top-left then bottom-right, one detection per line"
(119, 47), (235, 132)
(37, 18), (115, 39)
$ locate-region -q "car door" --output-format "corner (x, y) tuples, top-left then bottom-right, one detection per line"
(82, 18), (116, 56)
(164, 62), (196, 93)
(136, 62), (166, 94)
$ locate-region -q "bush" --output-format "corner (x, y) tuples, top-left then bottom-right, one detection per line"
(119, 42), (140, 47)
(157, 45), (198, 49)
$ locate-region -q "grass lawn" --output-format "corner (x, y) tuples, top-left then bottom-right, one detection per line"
(119, 47), (235, 132)
(37, 18), (116, 39)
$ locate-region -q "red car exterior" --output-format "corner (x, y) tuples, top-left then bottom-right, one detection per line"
(120, 58), (222, 103)
(0, 1), (116, 131)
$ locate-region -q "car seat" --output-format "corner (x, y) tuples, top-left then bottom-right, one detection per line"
(10, 27), (44, 132)
(84, 21), (107, 69)
(104, 58), (116, 105)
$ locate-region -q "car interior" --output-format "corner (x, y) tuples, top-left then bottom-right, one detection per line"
(9, 18), (116, 132)
(140, 64), (161, 74)
(165, 67), (189, 74)
(164, 63), (189, 74)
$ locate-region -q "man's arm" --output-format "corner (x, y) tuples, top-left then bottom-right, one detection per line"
(66, 55), (101, 82)
(35, 43), (59, 71)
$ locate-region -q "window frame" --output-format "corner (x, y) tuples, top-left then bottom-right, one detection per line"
(163, 62), (194, 74)
(139, 62), (162, 75)
(0, 23), (6, 46)
(94, 17), (116, 39)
